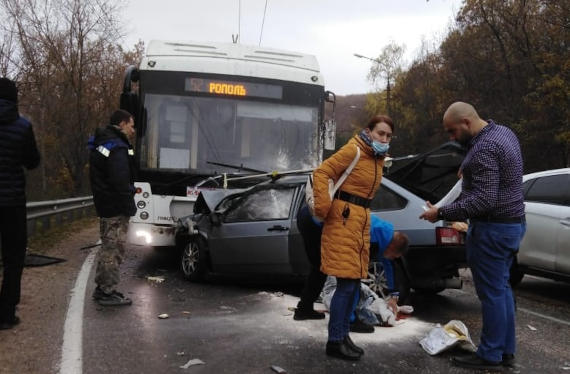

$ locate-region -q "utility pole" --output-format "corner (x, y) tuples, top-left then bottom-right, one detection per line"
(355, 47), (403, 117)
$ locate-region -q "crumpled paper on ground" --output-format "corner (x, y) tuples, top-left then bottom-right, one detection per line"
(419, 320), (477, 355)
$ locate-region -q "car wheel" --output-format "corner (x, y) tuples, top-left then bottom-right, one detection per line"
(509, 257), (524, 288)
(180, 237), (209, 281)
(367, 259), (411, 304)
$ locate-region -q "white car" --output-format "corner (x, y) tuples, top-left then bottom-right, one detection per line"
(511, 168), (570, 285)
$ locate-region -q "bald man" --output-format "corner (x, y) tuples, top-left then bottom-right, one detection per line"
(420, 102), (526, 370)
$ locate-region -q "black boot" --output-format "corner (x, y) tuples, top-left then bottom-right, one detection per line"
(294, 308), (325, 320)
(326, 340), (361, 361)
(343, 335), (364, 355)
(349, 317), (375, 333)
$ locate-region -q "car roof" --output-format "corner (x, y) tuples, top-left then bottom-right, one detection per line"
(523, 168), (570, 182)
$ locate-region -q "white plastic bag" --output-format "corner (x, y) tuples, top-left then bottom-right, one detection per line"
(419, 320), (477, 355)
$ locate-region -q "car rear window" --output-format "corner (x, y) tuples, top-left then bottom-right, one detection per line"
(371, 184), (407, 211)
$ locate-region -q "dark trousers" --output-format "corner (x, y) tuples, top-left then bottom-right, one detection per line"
(467, 221), (526, 362)
(328, 278), (359, 341)
(0, 205), (27, 321)
(296, 206), (327, 311)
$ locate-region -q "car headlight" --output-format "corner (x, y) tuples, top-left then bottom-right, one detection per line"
(140, 211), (149, 220)
(137, 201), (146, 209)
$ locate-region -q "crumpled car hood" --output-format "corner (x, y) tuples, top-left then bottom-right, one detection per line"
(385, 141), (466, 203)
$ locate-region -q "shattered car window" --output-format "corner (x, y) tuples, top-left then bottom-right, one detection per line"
(224, 187), (295, 222)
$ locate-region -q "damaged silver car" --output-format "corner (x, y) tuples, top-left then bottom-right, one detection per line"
(177, 142), (467, 300)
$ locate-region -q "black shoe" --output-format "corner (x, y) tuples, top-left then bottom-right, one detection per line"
(343, 335), (364, 355)
(502, 353), (515, 367)
(92, 286), (106, 300)
(326, 341), (361, 361)
(293, 308), (325, 320)
(349, 318), (375, 333)
(96, 290), (132, 306)
(452, 354), (501, 371)
(0, 316), (20, 330)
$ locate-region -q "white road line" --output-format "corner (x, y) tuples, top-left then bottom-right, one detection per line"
(59, 249), (98, 374)
(518, 307), (570, 327)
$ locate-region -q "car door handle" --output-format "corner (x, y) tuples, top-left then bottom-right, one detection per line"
(561, 218), (570, 227)
(267, 225), (289, 232)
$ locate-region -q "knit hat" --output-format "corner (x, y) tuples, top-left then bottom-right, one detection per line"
(0, 77), (18, 103)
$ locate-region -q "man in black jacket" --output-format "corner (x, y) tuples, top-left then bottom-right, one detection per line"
(88, 109), (136, 306)
(0, 77), (41, 329)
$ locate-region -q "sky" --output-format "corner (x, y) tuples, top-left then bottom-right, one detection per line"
(121, 0), (463, 96)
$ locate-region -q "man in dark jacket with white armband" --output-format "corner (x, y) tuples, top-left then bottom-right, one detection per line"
(88, 109), (136, 306)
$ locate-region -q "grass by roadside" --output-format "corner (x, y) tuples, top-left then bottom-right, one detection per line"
(27, 216), (99, 255)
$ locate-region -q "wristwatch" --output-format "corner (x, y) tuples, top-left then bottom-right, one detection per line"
(437, 209), (444, 220)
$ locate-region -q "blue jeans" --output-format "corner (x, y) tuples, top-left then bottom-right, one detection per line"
(328, 278), (359, 342)
(466, 221), (526, 362)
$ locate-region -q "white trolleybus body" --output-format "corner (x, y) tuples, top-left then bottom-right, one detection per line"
(121, 40), (336, 247)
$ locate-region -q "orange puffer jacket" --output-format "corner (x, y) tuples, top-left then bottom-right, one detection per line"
(313, 135), (384, 279)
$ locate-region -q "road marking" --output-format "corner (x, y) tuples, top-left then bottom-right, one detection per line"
(59, 249), (98, 374)
(518, 307), (570, 327)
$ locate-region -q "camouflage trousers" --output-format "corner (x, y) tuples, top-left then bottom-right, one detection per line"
(95, 216), (129, 294)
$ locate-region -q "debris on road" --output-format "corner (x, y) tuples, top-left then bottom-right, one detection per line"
(270, 365), (287, 373)
(176, 351), (185, 356)
(219, 305), (237, 313)
(146, 276), (165, 283)
(182, 311), (191, 315)
(419, 320), (476, 355)
(158, 313), (169, 319)
(180, 358), (205, 369)
(527, 324), (537, 331)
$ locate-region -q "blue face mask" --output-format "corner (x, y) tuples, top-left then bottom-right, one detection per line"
(372, 141), (389, 155)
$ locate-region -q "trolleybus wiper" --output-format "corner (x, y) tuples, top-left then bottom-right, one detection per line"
(206, 161), (267, 174)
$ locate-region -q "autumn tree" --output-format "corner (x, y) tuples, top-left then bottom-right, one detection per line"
(0, 0), (143, 197)
(371, 0), (568, 171)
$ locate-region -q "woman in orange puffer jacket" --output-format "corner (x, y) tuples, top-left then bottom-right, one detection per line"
(313, 114), (393, 361)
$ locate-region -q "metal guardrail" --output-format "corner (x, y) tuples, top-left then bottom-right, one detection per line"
(26, 196), (94, 236)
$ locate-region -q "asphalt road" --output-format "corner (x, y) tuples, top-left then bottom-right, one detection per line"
(1, 223), (569, 374)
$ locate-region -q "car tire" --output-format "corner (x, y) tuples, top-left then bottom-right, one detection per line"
(367, 258), (411, 304)
(509, 257), (524, 288)
(180, 237), (209, 282)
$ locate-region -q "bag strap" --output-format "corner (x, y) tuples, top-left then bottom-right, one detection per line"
(330, 145), (360, 198)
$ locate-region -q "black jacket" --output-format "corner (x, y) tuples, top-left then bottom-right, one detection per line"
(88, 125), (136, 217)
(0, 99), (40, 206)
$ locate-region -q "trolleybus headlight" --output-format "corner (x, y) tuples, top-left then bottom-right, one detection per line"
(140, 211), (149, 220)
(137, 201), (146, 209)
(142, 192), (149, 198)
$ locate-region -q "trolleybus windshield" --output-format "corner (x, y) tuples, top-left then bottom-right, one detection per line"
(138, 74), (322, 174)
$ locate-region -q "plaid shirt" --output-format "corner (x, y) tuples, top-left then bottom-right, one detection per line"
(440, 121), (525, 221)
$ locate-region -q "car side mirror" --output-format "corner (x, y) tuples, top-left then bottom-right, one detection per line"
(209, 212), (222, 226)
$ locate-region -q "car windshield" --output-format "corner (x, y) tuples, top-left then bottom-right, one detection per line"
(139, 94), (320, 174)
(223, 186), (296, 222)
